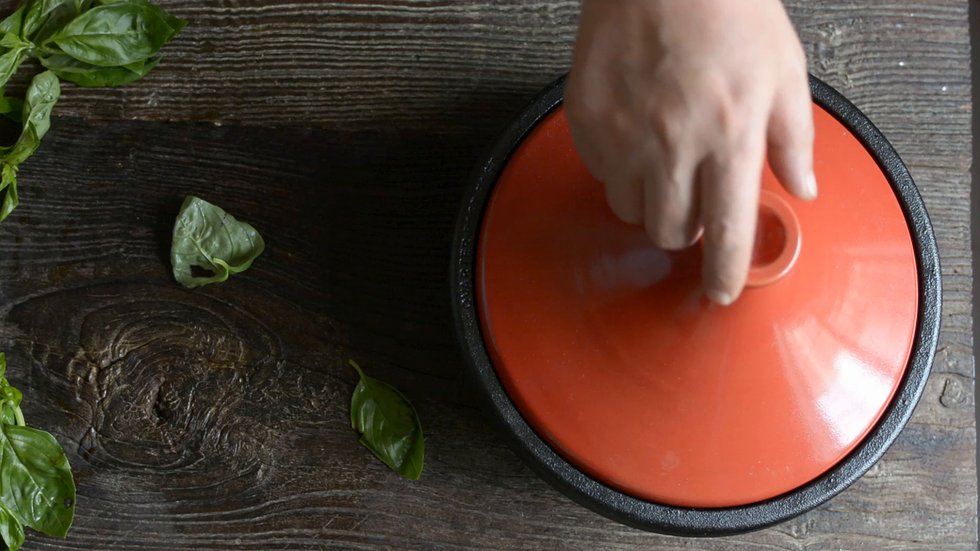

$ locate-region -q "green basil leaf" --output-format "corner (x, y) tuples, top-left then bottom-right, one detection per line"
(31, 1), (88, 45)
(46, 2), (171, 67)
(1, 97), (23, 123)
(0, 71), (59, 172)
(0, 71), (59, 222)
(42, 52), (159, 86)
(349, 360), (424, 480)
(171, 196), (265, 288)
(121, 57), (142, 72)
(96, 0), (185, 41)
(21, 0), (74, 41)
(0, 387), (22, 427)
(0, 34), (25, 50)
(0, 502), (24, 551)
(0, 88), (24, 122)
(0, 7), (25, 38)
(0, 43), (27, 91)
(0, 354), (14, 427)
(0, 424), (75, 537)
(0, 165), (19, 223)
(0, 373), (23, 428)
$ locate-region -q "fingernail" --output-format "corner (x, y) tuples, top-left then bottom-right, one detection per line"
(804, 172), (818, 200)
(707, 289), (734, 307)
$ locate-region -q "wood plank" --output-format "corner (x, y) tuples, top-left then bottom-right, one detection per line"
(0, 0), (970, 549)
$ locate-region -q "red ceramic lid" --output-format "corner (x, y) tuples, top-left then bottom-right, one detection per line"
(476, 104), (918, 508)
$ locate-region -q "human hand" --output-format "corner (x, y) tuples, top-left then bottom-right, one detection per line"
(565, 0), (815, 305)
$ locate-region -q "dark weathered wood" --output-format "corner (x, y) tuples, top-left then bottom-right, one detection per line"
(0, 0), (972, 550)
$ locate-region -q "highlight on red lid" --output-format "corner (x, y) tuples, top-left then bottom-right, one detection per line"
(475, 104), (919, 508)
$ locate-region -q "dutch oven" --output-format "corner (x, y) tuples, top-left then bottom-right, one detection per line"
(450, 74), (940, 536)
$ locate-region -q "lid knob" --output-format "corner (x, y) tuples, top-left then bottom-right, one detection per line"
(745, 189), (801, 287)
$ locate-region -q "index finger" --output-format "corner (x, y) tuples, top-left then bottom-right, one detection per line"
(700, 137), (767, 306)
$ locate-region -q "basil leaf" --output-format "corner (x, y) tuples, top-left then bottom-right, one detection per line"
(46, 3), (172, 67)
(0, 88), (24, 123)
(0, 502), (24, 551)
(21, 0), (73, 41)
(0, 34), (24, 50)
(0, 386), (22, 428)
(0, 353), (76, 547)
(0, 42), (27, 91)
(121, 58), (142, 72)
(0, 424), (75, 537)
(0, 71), (59, 168)
(0, 72), (59, 222)
(171, 196), (265, 288)
(41, 52), (159, 86)
(349, 360), (424, 480)
(0, 7), (25, 38)
(30, 1), (86, 44)
(0, 355), (23, 427)
(0, 165), (18, 223)
(96, 0), (185, 41)
(0, 355), (17, 427)
(1, 99), (23, 123)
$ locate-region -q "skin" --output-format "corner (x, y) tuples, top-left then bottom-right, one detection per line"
(565, 0), (816, 305)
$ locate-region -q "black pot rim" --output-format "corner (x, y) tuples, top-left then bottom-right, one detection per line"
(449, 73), (941, 537)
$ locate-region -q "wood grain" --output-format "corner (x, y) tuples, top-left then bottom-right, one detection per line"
(0, 0), (971, 550)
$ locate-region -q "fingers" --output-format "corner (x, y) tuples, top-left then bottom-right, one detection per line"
(642, 154), (701, 250)
(767, 71), (817, 201)
(700, 135), (767, 306)
(605, 175), (644, 225)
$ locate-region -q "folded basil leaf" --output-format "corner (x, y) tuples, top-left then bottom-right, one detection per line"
(0, 424), (75, 538)
(0, 72), (58, 222)
(0, 71), (59, 167)
(349, 360), (424, 480)
(0, 502), (24, 551)
(0, 386), (22, 428)
(0, 355), (24, 428)
(29, 0), (86, 45)
(0, 165), (18, 223)
(0, 354), (18, 427)
(171, 196), (265, 288)
(45, 2), (172, 67)
(96, 0), (185, 41)
(0, 40), (27, 91)
(21, 0), (74, 41)
(41, 52), (159, 86)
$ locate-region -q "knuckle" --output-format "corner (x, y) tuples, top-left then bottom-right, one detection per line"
(646, 222), (681, 250)
(700, 76), (748, 144)
(605, 181), (643, 225)
(647, 104), (687, 145)
(645, 210), (689, 251)
(643, 91), (689, 164)
(705, 218), (741, 252)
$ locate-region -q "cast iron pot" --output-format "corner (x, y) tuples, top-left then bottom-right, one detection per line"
(449, 73), (940, 536)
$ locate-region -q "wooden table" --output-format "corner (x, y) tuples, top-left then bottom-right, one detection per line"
(0, 1), (973, 549)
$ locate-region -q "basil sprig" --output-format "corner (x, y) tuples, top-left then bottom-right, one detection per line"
(0, 0), (185, 222)
(0, 354), (76, 551)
